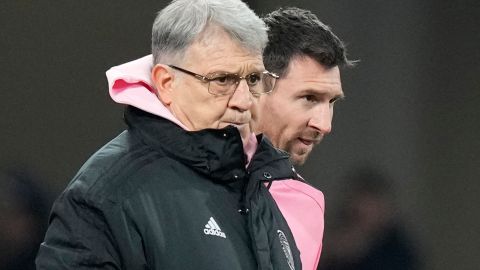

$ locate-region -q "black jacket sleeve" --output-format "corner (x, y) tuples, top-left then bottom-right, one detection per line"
(36, 191), (121, 269)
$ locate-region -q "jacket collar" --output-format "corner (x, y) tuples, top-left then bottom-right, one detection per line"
(124, 106), (295, 183)
(124, 106), (247, 182)
(248, 136), (294, 179)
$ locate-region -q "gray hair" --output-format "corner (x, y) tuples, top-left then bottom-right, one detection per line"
(151, 0), (268, 65)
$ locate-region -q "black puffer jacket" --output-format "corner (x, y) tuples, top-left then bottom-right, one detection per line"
(36, 106), (301, 270)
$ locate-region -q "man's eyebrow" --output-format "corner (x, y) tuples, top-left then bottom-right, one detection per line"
(205, 69), (263, 77)
(299, 89), (345, 99)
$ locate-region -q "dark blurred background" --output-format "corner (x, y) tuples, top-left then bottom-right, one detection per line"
(1, 1), (479, 269)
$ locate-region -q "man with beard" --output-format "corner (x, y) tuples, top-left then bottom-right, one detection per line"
(252, 7), (354, 166)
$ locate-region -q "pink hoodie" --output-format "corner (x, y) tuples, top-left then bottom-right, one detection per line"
(106, 55), (325, 269)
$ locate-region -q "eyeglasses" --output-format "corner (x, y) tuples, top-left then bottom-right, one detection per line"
(169, 65), (279, 96)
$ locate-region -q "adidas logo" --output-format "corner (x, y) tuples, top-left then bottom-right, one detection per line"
(203, 217), (226, 238)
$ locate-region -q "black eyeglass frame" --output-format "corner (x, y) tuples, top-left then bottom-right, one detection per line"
(168, 65), (279, 96)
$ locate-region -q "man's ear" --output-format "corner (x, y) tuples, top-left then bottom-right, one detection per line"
(151, 64), (174, 105)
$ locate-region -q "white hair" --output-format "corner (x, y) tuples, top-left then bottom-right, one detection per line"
(151, 0), (268, 64)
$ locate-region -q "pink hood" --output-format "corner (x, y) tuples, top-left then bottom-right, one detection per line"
(106, 55), (188, 129)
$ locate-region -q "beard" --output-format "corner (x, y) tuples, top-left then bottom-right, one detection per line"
(283, 140), (310, 165)
(283, 130), (322, 165)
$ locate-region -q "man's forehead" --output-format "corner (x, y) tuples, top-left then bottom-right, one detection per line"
(184, 36), (264, 73)
(279, 58), (342, 93)
(286, 56), (340, 73)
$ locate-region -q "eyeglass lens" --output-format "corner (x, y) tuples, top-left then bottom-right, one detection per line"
(208, 73), (275, 96)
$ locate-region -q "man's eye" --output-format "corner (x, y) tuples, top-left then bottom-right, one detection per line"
(330, 97), (341, 104)
(330, 96), (344, 106)
(303, 95), (317, 102)
(246, 73), (261, 85)
(212, 75), (236, 85)
(212, 75), (228, 85)
(214, 75), (227, 84)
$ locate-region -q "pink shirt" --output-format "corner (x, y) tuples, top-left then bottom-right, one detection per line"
(269, 180), (325, 269)
(106, 55), (325, 269)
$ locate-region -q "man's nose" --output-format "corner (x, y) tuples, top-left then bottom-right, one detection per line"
(308, 104), (333, 134)
(228, 80), (253, 111)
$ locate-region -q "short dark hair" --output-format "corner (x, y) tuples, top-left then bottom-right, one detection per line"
(263, 7), (355, 76)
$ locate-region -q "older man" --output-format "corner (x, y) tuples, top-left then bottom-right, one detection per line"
(36, 1), (324, 270)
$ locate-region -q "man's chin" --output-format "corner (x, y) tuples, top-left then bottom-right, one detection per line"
(290, 153), (308, 166)
(287, 144), (312, 165)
